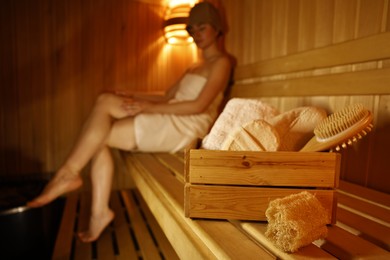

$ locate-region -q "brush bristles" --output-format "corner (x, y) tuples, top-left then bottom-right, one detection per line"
(331, 123), (373, 152)
(314, 103), (368, 140)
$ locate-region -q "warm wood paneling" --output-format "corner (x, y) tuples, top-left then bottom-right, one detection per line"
(0, 0), (196, 179)
(224, 0), (390, 193)
(1, 0), (389, 193)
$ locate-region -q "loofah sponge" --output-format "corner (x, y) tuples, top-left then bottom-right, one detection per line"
(265, 191), (329, 252)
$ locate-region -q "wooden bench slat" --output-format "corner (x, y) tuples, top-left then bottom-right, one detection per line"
(337, 191), (390, 224)
(133, 189), (180, 260)
(315, 226), (390, 259)
(230, 220), (337, 260)
(110, 191), (139, 259)
(339, 180), (390, 208)
(133, 154), (277, 259)
(127, 155), (218, 259)
(51, 193), (78, 260)
(153, 153), (185, 182)
(134, 153), (185, 206)
(337, 207), (390, 251)
(121, 189), (162, 259)
(129, 153), (276, 259)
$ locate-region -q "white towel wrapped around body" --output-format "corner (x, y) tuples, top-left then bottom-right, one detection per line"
(265, 191), (329, 252)
(201, 98), (279, 150)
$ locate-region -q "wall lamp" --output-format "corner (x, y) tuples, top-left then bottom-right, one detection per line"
(164, 1), (197, 45)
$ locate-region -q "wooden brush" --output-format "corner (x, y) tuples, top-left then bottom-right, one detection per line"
(300, 103), (373, 152)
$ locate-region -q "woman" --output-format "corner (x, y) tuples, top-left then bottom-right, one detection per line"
(27, 1), (231, 243)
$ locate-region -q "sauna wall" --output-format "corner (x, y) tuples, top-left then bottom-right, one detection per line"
(1, 0), (389, 193)
(223, 0), (390, 193)
(0, 0), (196, 181)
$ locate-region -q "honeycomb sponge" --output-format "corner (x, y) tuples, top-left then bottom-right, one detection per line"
(265, 191), (329, 252)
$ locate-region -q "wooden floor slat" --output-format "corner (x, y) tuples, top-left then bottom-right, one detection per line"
(121, 189), (164, 259)
(52, 190), (178, 260)
(96, 227), (115, 260)
(74, 192), (92, 260)
(110, 191), (138, 259)
(52, 193), (79, 260)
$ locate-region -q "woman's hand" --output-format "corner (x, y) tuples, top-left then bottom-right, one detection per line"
(121, 99), (152, 116)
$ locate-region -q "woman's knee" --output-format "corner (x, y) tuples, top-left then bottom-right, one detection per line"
(93, 93), (122, 114)
(95, 93), (118, 107)
(107, 118), (137, 151)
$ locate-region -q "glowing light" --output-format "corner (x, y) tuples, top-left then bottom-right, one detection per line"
(168, 0), (197, 8)
(164, 0), (198, 45)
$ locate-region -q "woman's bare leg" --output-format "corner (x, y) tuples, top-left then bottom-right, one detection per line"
(27, 93), (130, 208)
(78, 146), (115, 242)
(78, 117), (137, 242)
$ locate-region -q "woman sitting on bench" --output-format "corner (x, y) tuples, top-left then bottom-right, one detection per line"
(27, 2), (232, 243)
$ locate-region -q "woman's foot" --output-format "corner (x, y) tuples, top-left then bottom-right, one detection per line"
(78, 209), (115, 243)
(27, 167), (83, 208)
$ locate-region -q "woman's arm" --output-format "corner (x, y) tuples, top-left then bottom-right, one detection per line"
(124, 56), (231, 116)
(107, 74), (184, 102)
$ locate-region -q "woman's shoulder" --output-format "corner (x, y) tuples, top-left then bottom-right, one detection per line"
(211, 53), (232, 72)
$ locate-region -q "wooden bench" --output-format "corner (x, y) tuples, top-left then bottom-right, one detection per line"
(52, 32), (390, 259)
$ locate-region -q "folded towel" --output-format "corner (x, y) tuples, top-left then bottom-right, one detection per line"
(202, 98), (279, 150)
(221, 119), (280, 151)
(268, 107), (327, 151)
(265, 191), (329, 252)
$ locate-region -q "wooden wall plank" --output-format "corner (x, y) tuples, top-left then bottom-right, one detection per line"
(1, 0), (389, 193)
(0, 0), (196, 178)
(233, 68), (390, 97)
(357, 0), (385, 37)
(235, 32), (390, 80)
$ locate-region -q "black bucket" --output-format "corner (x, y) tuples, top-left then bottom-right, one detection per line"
(0, 179), (65, 259)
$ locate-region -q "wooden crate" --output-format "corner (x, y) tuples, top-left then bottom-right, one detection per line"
(184, 149), (341, 223)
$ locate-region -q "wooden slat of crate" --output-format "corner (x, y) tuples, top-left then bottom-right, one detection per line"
(185, 185), (336, 223)
(187, 150), (340, 188)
